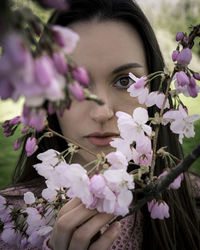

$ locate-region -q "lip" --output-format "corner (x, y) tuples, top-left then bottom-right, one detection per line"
(85, 132), (119, 146)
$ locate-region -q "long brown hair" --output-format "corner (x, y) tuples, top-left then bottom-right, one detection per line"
(10, 0), (200, 248)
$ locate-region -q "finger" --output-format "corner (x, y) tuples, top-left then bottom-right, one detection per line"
(52, 204), (97, 250)
(68, 213), (115, 250)
(58, 197), (81, 218)
(89, 222), (121, 250)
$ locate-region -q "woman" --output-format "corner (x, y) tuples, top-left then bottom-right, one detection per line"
(1, 0), (200, 249)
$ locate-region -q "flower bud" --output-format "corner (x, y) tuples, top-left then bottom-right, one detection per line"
(34, 55), (54, 86)
(189, 76), (196, 88)
(69, 81), (84, 101)
(187, 85), (198, 98)
(52, 52), (68, 74)
(14, 139), (21, 151)
(172, 50), (179, 62)
(193, 72), (200, 80)
(25, 137), (38, 156)
(9, 116), (21, 125)
(176, 31), (184, 41)
(72, 66), (90, 87)
(176, 48), (192, 66)
(187, 77), (198, 98)
(176, 71), (190, 86)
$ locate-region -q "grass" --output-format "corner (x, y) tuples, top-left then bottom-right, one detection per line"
(0, 124), (22, 189)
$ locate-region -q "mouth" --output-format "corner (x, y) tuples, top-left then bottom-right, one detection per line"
(85, 132), (119, 146)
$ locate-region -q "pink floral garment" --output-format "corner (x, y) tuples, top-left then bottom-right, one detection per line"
(0, 186), (144, 250)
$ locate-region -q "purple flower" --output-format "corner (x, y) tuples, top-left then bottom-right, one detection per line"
(29, 109), (47, 132)
(52, 52), (68, 74)
(34, 55), (54, 86)
(172, 50), (179, 62)
(9, 116), (21, 125)
(176, 48), (192, 66)
(72, 66), (90, 87)
(51, 25), (79, 54)
(176, 71), (190, 86)
(2, 33), (29, 66)
(187, 77), (198, 98)
(25, 137), (38, 157)
(69, 81), (85, 101)
(0, 79), (14, 100)
(193, 72), (200, 81)
(176, 31), (184, 41)
(14, 139), (21, 151)
(148, 200), (169, 220)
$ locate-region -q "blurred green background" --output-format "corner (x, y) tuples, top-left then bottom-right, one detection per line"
(0, 0), (200, 189)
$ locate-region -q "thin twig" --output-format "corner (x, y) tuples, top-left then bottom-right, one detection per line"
(150, 70), (176, 179)
(47, 127), (96, 157)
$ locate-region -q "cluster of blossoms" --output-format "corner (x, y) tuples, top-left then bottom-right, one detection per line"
(0, 148), (135, 247)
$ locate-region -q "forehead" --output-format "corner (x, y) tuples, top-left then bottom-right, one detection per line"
(69, 20), (147, 74)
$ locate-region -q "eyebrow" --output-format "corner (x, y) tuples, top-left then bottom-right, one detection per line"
(112, 63), (142, 75)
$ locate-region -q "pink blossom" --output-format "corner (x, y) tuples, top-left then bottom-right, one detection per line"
(14, 139), (21, 151)
(28, 109), (47, 132)
(1, 223), (22, 246)
(163, 105), (199, 143)
(0, 78), (14, 100)
(172, 50), (179, 62)
(145, 91), (170, 109)
(52, 51), (68, 74)
(69, 81), (85, 101)
(34, 55), (54, 86)
(158, 171), (184, 189)
(90, 175), (106, 196)
(187, 77), (198, 98)
(116, 108), (152, 144)
(65, 164), (93, 206)
(193, 72), (200, 80)
(176, 31), (184, 41)
(176, 71), (190, 86)
(127, 74), (149, 104)
(1, 33), (29, 67)
(26, 207), (45, 235)
(129, 73), (147, 89)
(28, 226), (52, 247)
(176, 48), (192, 66)
(25, 137), (38, 156)
(72, 66), (90, 87)
(9, 116), (21, 125)
(24, 192), (36, 205)
(51, 25), (79, 54)
(106, 151), (128, 170)
(110, 137), (133, 161)
(148, 200), (169, 219)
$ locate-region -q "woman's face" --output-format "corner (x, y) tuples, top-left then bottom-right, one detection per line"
(57, 20), (148, 166)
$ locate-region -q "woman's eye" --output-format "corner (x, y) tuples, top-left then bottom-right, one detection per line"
(114, 76), (135, 89)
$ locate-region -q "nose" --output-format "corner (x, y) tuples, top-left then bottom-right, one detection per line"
(89, 95), (114, 124)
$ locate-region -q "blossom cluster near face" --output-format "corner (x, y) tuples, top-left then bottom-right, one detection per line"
(0, 27), (90, 132)
(110, 107), (153, 167)
(33, 149), (135, 217)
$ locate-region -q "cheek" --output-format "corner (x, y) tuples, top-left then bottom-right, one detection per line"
(113, 91), (145, 115)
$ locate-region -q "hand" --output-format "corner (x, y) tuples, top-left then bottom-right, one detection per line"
(48, 198), (121, 250)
